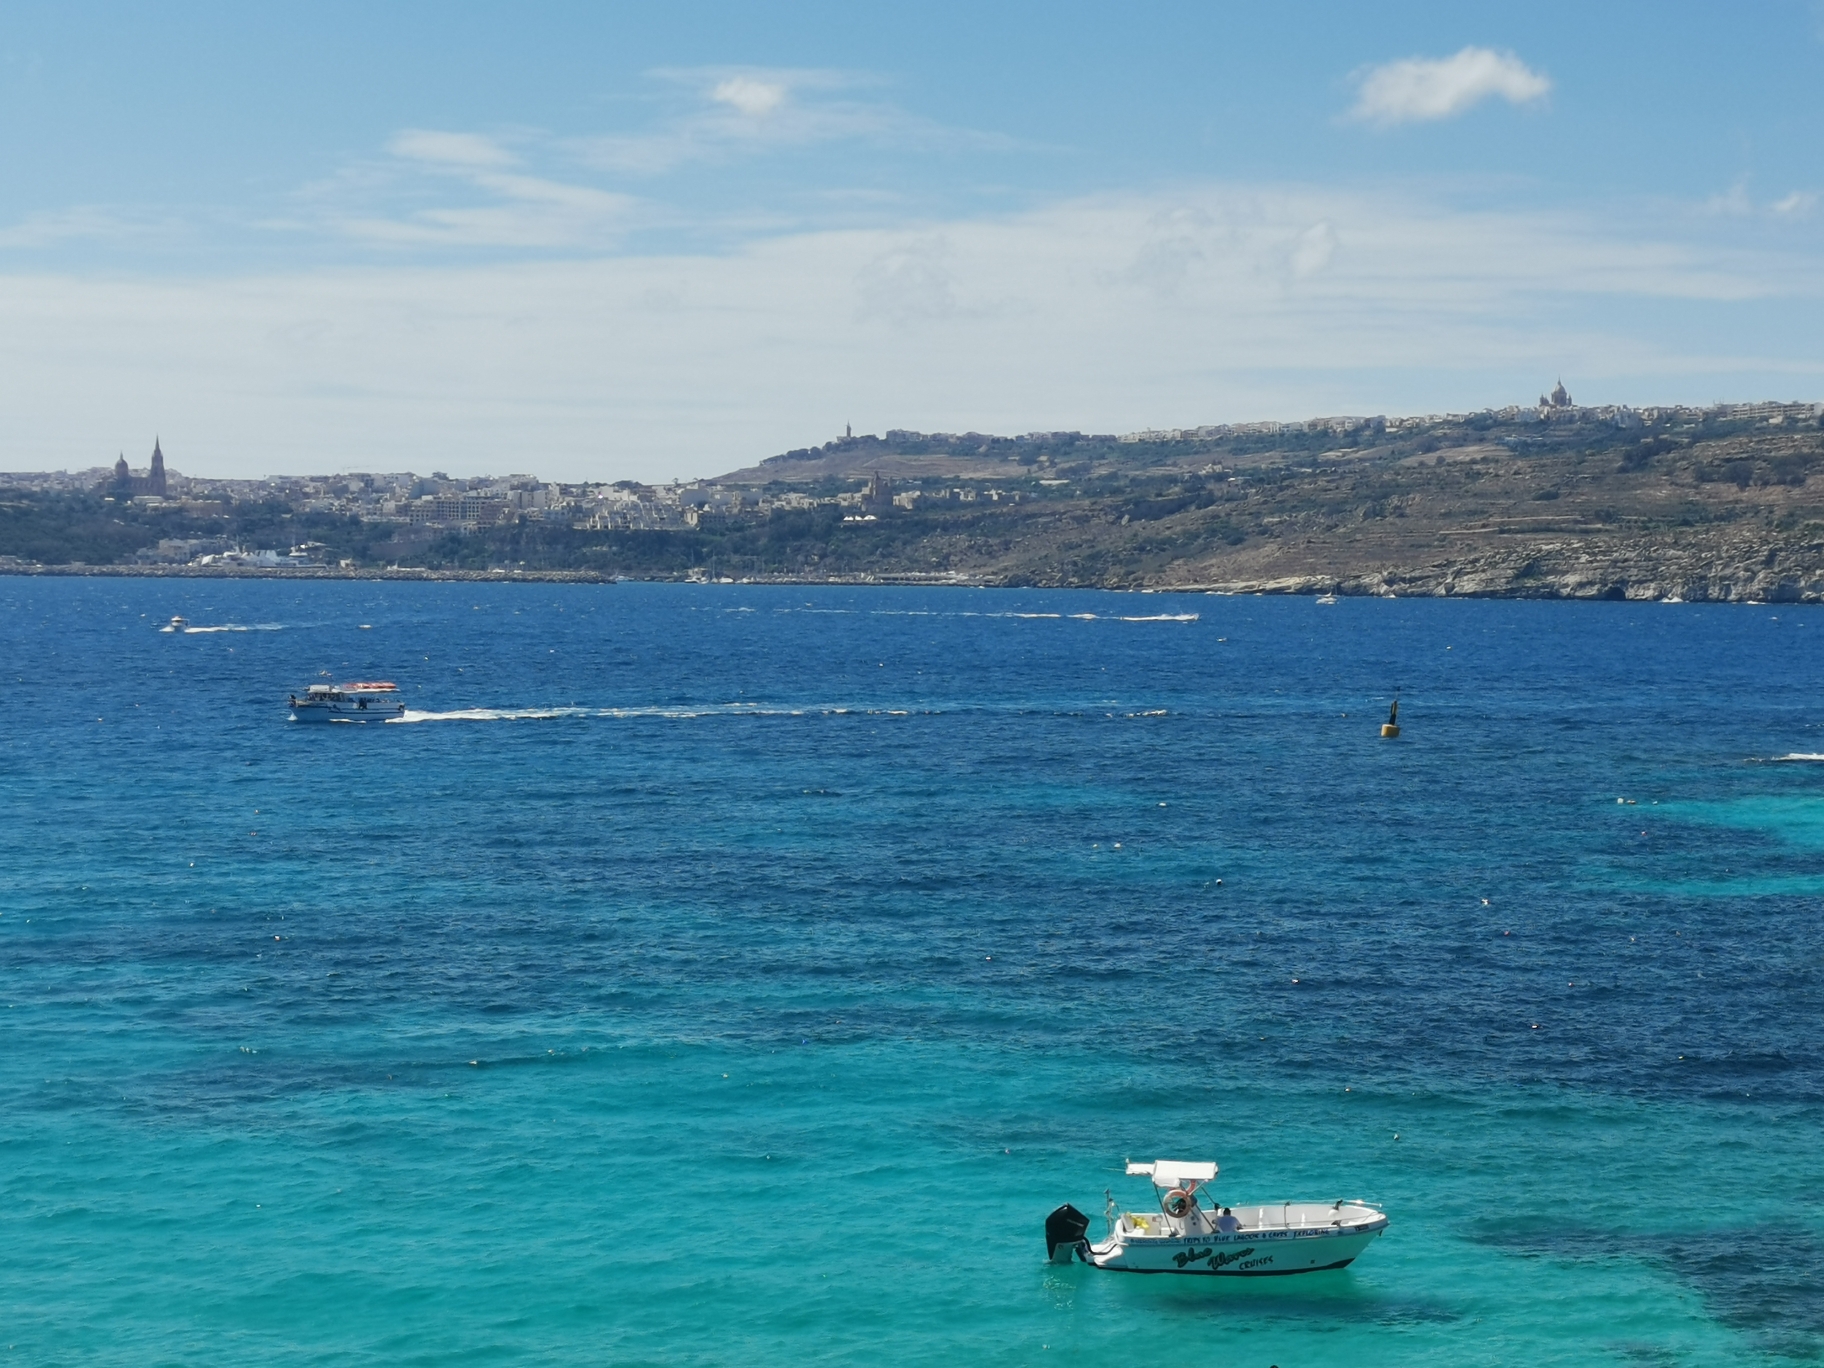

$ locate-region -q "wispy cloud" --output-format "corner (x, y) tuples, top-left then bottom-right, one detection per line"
(389, 130), (519, 168)
(1703, 179), (1818, 220)
(1705, 179), (1754, 217)
(291, 68), (1024, 249)
(0, 206), (182, 250)
(302, 128), (637, 248)
(1290, 221), (1338, 278)
(1350, 47), (1550, 127)
(332, 179), (637, 248)
(574, 66), (1014, 176)
(6, 182), (1817, 481)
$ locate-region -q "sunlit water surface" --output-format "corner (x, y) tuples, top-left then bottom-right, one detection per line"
(3, 579), (1822, 1365)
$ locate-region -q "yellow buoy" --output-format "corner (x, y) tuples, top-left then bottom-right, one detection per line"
(1380, 699), (1400, 738)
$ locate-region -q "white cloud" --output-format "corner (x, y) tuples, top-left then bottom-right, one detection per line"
(576, 67), (855, 173)
(711, 76), (787, 118)
(1350, 47), (1550, 127)
(1773, 191), (1818, 219)
(1, 183), (1817, 483)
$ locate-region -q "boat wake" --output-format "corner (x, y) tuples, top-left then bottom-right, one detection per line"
(392, 703), (949, 724)
(395, 707), (595, 723)
(1067, 612), (1200, 622)
(162, 624), (283, 634)
(770, 607), (1199, 623)
(1768, 753), (1824, 763)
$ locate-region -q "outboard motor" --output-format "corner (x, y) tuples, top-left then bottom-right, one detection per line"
(1045, 1203), (1091, 1263)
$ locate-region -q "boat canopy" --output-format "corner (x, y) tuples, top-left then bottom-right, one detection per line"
(1127, 1160), (1218, 1187)
(339, 681), (398, 692)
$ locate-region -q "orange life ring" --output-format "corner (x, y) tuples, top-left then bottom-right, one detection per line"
(1162, 1188), (1194, 1217)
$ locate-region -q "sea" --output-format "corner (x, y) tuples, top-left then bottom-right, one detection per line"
(3, 577), (1822, 1366)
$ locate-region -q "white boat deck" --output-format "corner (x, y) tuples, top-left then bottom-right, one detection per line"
(1118, 1201), (1376, 1239)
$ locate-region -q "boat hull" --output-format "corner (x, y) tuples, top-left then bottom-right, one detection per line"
(290, 702), (406, 724)
(1065, 1201), (1390, 1276)
(1084, 1223), (1384, 1275)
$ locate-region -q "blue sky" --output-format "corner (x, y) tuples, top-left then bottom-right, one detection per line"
(3, 1), (1822, 481)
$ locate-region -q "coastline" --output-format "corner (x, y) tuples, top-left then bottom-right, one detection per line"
(1, 560), (1809, 601)
(10, 406), (1823, 603)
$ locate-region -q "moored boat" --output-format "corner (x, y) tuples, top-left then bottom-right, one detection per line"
(1045, 1159), (1387, 1275)
(288, 681), (407, 723)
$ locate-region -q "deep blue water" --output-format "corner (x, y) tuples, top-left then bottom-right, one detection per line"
(3, 579), (1823, 1365)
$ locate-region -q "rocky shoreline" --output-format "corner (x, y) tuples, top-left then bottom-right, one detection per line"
(1167, 532), (1824, 602)
(9, 546), (1823, 602)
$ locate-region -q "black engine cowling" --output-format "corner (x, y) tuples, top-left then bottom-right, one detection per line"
(1045, 1203), (1091, 1263)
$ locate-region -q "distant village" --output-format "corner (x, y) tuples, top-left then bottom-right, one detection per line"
(2, 443), (948, 567)
(1109, 387), (1822, 444)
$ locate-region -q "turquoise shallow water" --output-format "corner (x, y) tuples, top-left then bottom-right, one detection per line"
(3, 580), (1823, 1365)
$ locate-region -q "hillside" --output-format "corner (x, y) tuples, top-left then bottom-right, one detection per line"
(8, 402), (1824, 598)
(704, 406), (1824, 600)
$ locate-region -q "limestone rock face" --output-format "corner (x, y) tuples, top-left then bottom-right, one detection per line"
(1187, 538), (1824, 603)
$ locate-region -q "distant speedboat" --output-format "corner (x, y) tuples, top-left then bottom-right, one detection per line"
(288, 681), (407, 724)
(161, 616), (188, 632)
(1315, 593), (1339, 605)
(1045, 1159), (1388, 1275)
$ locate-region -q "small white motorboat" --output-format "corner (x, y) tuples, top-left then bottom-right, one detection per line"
(1315, 593), (1339, 605)
(288, 681), (407, 724)
(161, 616), (188, 632)
(1045, 1159), (1387, 1276)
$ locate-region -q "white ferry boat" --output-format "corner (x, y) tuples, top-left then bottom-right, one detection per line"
(288, 681), (407, 724)
(1045, 1159), (1387, 1275)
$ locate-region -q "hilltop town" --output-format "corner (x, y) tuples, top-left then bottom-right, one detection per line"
(5, 389), (1824, 599)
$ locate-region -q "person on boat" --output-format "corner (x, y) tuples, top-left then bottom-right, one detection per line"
(1216, 1208), (1241, 1233)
